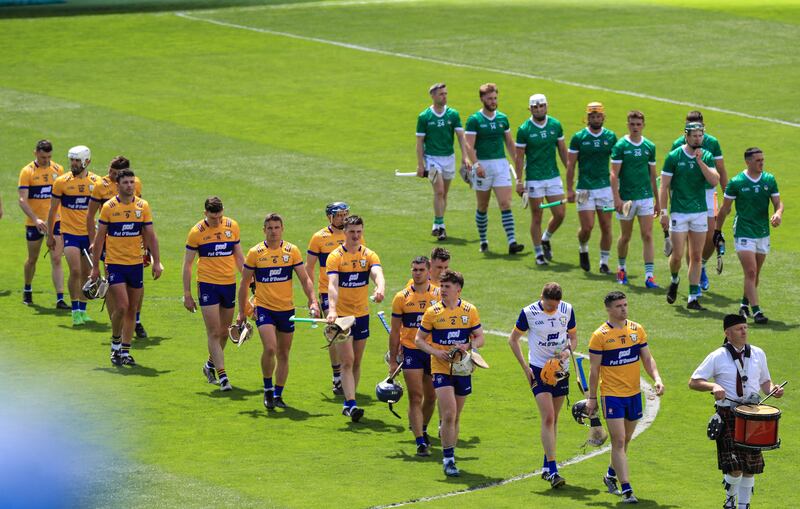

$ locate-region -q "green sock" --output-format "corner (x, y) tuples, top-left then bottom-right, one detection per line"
(752, 305), (761, 314)
(671, 272), (679, 284)
(689, 284), (700, 296)
(741, 296), (749, 306)
(434, 216), (444, 225)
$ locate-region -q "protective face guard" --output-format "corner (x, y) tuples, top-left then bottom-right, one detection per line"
(375, 378), (404, 419)
(448, 348), (475, 376)
(228, 322), (253, 347)
(82, 277), (109, 300)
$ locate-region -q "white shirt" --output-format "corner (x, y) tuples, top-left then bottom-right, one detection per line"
(515, 300), (576, 368)
(691, 344), (771, 407)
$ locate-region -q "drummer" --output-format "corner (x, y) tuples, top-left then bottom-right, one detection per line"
(689, 314), (784, 509)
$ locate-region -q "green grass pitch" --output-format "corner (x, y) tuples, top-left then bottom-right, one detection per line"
(1, 0), (798, 507)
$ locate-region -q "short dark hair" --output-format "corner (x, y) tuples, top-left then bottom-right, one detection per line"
(263, 213), (283, 225)
(429, 83), (446, 94)
(479, 83), (497, 98)
(412, 256), (430, 268)
(541, 282), (562, 301)
(430, 247), (450, 262)
(686, 110), (704, 123)
(35, 139), (53, 153)
(110, 156), (130, 171)
(344, 215), (363, 229)
(116, 168), (136, 181)
(627, 110), (645, 122)
(439, 270), (464, 288)
(744, 147), (763, 160)
(604, 291), (627, 307)
(205, 196), (224, 213)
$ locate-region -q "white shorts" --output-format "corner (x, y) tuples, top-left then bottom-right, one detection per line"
(617, 197), (655, 221)
(526, 176), (564, 199)
(670, 211), (708, 233)
(473, 159), (512, 191)
(576, 186), (613, 212)
(706, 188), (718, 217)
(734, 236), (770, 254)
(425, 154), (456, 181)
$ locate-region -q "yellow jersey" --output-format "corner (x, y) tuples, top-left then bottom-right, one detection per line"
(52, 171), (100, 235)
(91, 174), (142, 205)
(18, 161), (64, 226)
(98, 197), (152, 266)
(419, 299), (481, 375)
(391, 283), (441, 349)
(325, 244), (381, 317)
(588, 320), (649, 397)
(307, 226), (364, 293)
(186, 217), (240, 285)
(245, 241), (303, 312)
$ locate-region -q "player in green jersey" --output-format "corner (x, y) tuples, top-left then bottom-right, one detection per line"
(610, 110), (660, 289)
(659, 123), (720, 310)
(671, 111), (729, 292)
(416, 83), (468, 241)
(513, 94), (569, 265)
(716, 148), (783, 324)
(566, 102), (617, 273)
(464, 83), (525, 255)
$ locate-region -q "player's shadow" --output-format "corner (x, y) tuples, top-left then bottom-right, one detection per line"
(531, 260), (574, 273)
(196, 387), (262, 402)
(581, 271), (617, 282)
(539, 483), (601, 501)
(481, 251), (530, 262)
(342, 417), (405, 434)
(437, 236), (470, 246)
(30, 303), (71, 316)
(699, 291), (739, 307)
(751, 319), (799, 331)
(455, 435), (481, 449)
(239, 407), (327, 421)
(93, 365), (172, 377)
(57, 322), (109, 333)
(385, 449), (436, 463)
(133, 335), (169, 350)
(0, 290), (13, 298)
(673, 306), (726, 321)
(584, 497), (679, 508)
(434, 465), (501, 487)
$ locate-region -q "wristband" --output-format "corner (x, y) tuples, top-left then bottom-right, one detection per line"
(588, 397), (597, 400)
(660, 209), (668, 217)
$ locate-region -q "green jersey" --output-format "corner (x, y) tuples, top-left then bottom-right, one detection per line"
(724, 171), (779, 239)
(464, 110), (510, 160)
(569, 127), (618, 189)
(611, 135), (657, 201)
(671, 133), (723, 189)
(416, 106), (463, 157)
(515, 116), (564, 181)
(662, 146), (717, 214)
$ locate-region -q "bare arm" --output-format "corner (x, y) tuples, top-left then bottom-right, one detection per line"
(294, 263), (319, 317)
(649, 163), (660, 212)
(86, 199), (100, 242)
(514, 146), (526, 196)
(142, 224), (162, 280)
(389, 315), (402, 374)
(610, 162), (622, 208)
(508, 327), (535, 387)
(456, 129), (468, 167)
(237, 266), (255, 323)
(416, 136), (426, 177)
(639, 345), (664, 395)
(369, 265), (385, 303)
(470, 326), (485, 349)
(696, 150), (720, 187)
(46, 196), (60, 249)
(18, 189), (44, 229)
(770, 194), (783, 227)
(182, 249), (197, 311)
(716, 157), (728, 192)
(233, 243), (244, 273)
(585, 352), (602, 416)
(305, 252), (318, 288)
(716, 197), (734, 231)
(464, 133), (483, 177)
(658, 173), (672, 229)
(90, 222), (107, 280)
(689, 377), (727, 401)
(557, 138), (568, 167)
(326, 273), (340, 321)
(566, 151), (578, 201)
(504, 130), (516, 162)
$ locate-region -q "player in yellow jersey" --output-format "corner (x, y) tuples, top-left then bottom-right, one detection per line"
(86, 156), (149, 339)
(183, 197), (244, 392)
(390, 256), (441, 456)
(326, 215), (385, 422)
(90, 169), (163, 366)
(587, 291), (664, 503)
(306, 201), (352, 396)
(239, 213), (318, 410)
(415, 270), (484, 477)
(47, 145), (101, 326)
(405, 247), (451, 287)
(18, 140), (67, 308)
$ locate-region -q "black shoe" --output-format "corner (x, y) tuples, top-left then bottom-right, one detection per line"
(423, 431), (431, 446)
(542, 240), (553, 260)
(135, 322), (148, 339)
(219, 379), (232, 392)
(416, 443), (431, 457)
(508, 242), (525, 255)
(56, 299), (70, 310)
(111, 350), (123, 366)
(666, 280), (679, 304)
(579, 252), (590, 272)
(535, 254), (548, 266)
(603, 475), (621, 495)
(599, 263), (610, 274)
(121, 354), (136, 366)
(274, 396), (287, 409)
(437, 228), (447, 241)
(621, 490), (639, 504)
(687, 299), (707, 311)
(203, 364), (218, 384)
(753, 311), (768, 324)
(23, 291), (33, 305)
(431, 227), (440, 237)
(739, 305), (751, 318)
(332, 380), (344, 396)
(346, 406), (364, 422)
(479, 241), (489, 253)
(548, 472), (566, 489)
(264, 390), (275, 409)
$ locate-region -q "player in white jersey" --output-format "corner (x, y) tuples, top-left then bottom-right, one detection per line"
(508, 282), (577, 488)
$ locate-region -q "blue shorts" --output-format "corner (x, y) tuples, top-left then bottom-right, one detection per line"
(432, 373), (472, 396)
(402, 345), (431, 374)
(26, 221), (61, 242)
(255, 306), (295, 333)
(602, 393), (643, 421)
(351, 314), (370, 340)
(198, 282), (236, 308)
(107, 264), (144, 289)
(319, 293), (329, 313)
(530, 364), (570, 397)
(63, 233), (89, 251)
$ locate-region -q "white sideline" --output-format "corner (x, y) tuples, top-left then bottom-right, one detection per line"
(174, 11), (800, 129)
(367, 329), (661, 508)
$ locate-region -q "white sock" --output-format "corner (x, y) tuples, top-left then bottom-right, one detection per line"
(724, 473), (742, 497)
(579, 242), (589, 253)
(542, 230), (553, 242)
(738, 476), (754, 507)
(600, 250), (610, 265)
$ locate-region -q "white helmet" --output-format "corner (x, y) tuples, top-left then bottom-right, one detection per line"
(68, 145), (91, 168)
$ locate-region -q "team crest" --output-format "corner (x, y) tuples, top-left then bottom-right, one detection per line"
(52, 173), (58, 180)
(282, 254), (290, 263)
(135, 210), (142, 218)
(360, 259), (367, 267)
(560, 316), (568, 326)
(225, 230), (232, 238)
(631, 333), (638, 343)
(461, 315), (468, 324)
(430, 300), (438, 306)
(89, 184), (95, 192)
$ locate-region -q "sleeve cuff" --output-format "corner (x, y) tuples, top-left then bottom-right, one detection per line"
(589, 348), (603, 355)
(98, 220), (109, 225)
(243, 264), (255, 270)
(391, 313), (402, 318)
(515, 143), (526, 148)
(307, 250), (319, 256)
(185, 245), (198, 250)
(416, 133), (426, 137)
(568, 149), (579, 154)
(661, 171), (673, 177)
(464, 131), (477, 135)
(418, 326), (431, 333)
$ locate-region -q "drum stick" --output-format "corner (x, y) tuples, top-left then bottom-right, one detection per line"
(758, 380), (788, 405)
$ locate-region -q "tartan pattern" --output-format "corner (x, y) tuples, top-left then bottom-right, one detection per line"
(716, 406), (765, 474)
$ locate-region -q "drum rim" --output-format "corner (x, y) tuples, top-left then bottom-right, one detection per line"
(733, 404), (781, 420)
(733, 438), (781, 451)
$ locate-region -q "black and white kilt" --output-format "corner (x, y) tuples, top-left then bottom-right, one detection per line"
(716, 406), (765, 474)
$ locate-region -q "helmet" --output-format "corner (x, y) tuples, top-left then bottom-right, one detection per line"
(684, 121), (705, 134)
(586, 101), (604, 114)
(325, 202), (349, 217)
(375, 378), (404, 404)
(82, 277), (109, 300)
(228, 322), (253, 347)
(540, 357), (567, 385)
(572, 399), (590, 425)
(67, 145), (91, 168)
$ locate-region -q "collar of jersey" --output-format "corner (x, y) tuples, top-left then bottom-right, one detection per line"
(623, 134), (644, 147)
(743, 171), (763, 184)
(479, 110), (497, 121)
(410, 282), (432, 293)
(605, 319), (628, 329)
(530, 115), (549, 128)
(341, 244), (361, 253)
(429, 105), (448, 118)
(263, 240), (284, 250)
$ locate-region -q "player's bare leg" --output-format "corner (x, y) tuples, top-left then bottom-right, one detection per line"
(275, 331), (293, 387)
(404, 368), (426, 440)
(336, 339), (357, 401)
(50, 235), (65, 301)
(535, 393), (561, 461)
(259, 324), (278, 408)
(667, 231), (687, 304)
(201, 304), (226, 372)
(23, 238), (42, 303)
(422, 373), (436, 429)
(578, 209), (595, 270)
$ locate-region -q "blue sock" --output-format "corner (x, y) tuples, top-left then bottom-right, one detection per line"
(274, 385), (284, 398)
(475, 210), (488, 243)
(500, 209), (516, 244)
(548, 460), (558, 474)
(135, 311), (141, 324)
(24, 284), (32, 292)
(607, 466), (616, 478)
(71, 301), (79, 312)
(621, 482), (632, 494)
(56, 292), (64, 301)
(415, 436), (426, 447)
(345, 399), (356, 408)
(263, 378), (273, 391)
(443, 447), (454, 459)
(78, 301), (87, 311)
(542, 455), (548, 470)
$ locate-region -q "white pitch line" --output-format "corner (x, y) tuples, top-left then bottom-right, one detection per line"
(174, 11), (800, 128)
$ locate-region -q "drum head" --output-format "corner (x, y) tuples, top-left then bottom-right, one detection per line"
(735, 404), (781, 417)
